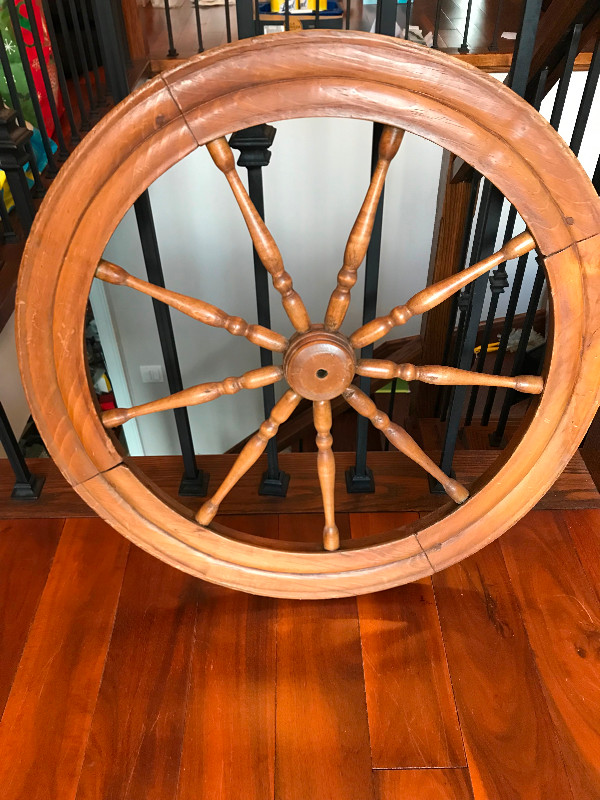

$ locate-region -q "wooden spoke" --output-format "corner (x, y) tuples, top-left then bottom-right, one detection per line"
(102, 366), (283, 429)
(196, 389), (301, 525)
(206, 137), (311, 333)
(313, 400), (339, 551)
(343, 385), (469, 504)
(324, 126), (404, 332)
(356, 359), (544, 395)
(350, 231), (535, 349)
(96, 260), (288, 352)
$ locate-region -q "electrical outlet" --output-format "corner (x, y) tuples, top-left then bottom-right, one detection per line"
(140, 365), (165, 383)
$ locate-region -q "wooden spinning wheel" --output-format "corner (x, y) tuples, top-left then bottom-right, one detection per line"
(16, 31), (600, 597)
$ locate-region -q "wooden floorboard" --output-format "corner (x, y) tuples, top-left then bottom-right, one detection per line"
(0, 519), (62, 717)
(0, 519), (129, 800)
(1, 450), (597, 519)
(177, 515), (278, 800)
(432, 536), (574, 800)
(501, 512), (600, 800)
(374, 767), (474, 799)
(275, 514), (375, 800)
(1, 509), (599, 797)
(352, 512), (465, 769)
(76, 544), (197, 800)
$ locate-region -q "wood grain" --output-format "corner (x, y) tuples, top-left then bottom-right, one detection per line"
(0, 450), (597, 520)
(563, 508), (600, 604)
(374, 768), (474, 800)
(275, 514), (374, 800)
(433, 538), (574, 800)
(96, 260), (288, 352)
(352, 512), (465, 769)
(350, 232), (535, 349)
(206, 136), (310, 332)
(177, 515), (277, 800)
(75, 545), (197, 800)
(501, 511), (600, 799)
(102, 365), (282, 428)
(324, 125), (404, 331)
(0, 519), (129, 800)
(0, 519), (62, 717)
(313, 399), (339, 550)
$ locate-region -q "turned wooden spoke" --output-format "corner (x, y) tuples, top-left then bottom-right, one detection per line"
(356, 359), (544, 394)
(102, 366), (283, 429)
(96, 260), (287, 352)
(343, 385), (469, 504)
(196, 389), (301, 525)
(350, 231), (536, 348)
(324, 126), (404, 331)
(206, 137), (311, 333)
(313, 400), (339, 551)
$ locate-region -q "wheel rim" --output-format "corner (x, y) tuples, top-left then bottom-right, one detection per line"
(16, 31), (600, 597)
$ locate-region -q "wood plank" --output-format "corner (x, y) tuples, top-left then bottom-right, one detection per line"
(433, 538), (574, 800)
(352, 512), (465, 769)
(1, 449), (596, 519)
(500, 511), (600, 799)
(75, 545), (198, 800)
(176, 515), (277, 800)
(563, 508), (600, 604)
(0, 519), (129, 800)
(0, 519), (62, 716)
(276, 514), (374, 800)
(374, 768), (474, 799)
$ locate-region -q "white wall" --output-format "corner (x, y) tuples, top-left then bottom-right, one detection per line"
(89, 70), (598, 457)
(0, 314), (28, 456)
(99, 117), (444, 455)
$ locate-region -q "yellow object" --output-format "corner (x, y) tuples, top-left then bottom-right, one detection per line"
(474, 342), (500, 355)
(270, 0), (326, 12)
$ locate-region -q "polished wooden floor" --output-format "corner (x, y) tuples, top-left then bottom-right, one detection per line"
(1, 508), (599, 799)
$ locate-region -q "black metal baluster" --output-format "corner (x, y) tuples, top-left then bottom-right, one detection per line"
(253, 0), (261, 36)
(0, 400), (45, 500)
(0, 104), (36, 232)
(284, 0), (290, 31)
(229, 125), (290, 496)
(479, 67), (548, 427)
(464, 204), (516, 426)
(92, 0), (208, 496)
(594, 152), (600, 194)
(163, 0), (178, 57)
(489, 259), (545, 447)
(225, 0), (233, 41)
(570, 38), (600, 156)
(488, 23), (583, 445)
(489, 0), (504, 52)
(23, 0), (69, 160)
(5, 0), (57, 175)
(549, 23), (582, 130)
(314, 0), (320, 30)
(40, 0), (80, 144)
(404, 0), (412, 38)
(439, 285), (473, 422)
(435, 0), (544, 482)
(80, 0), (104, 106)
(0, 191), (17, 242)
(458, 0), (474, 54)
(193, 0), (205, 51)
(346, 0), (351, 30)
(66, 0), (97, 114)
(347, 0), (396, 493)
(0, 31), (44, 194)
(54, 0), (90, 130)
(432, 0), (442, 49)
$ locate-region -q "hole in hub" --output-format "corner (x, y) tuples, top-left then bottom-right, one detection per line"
(316, 369), (328, 379)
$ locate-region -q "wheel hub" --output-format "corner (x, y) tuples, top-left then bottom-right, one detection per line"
(283, 325), (356, 401)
